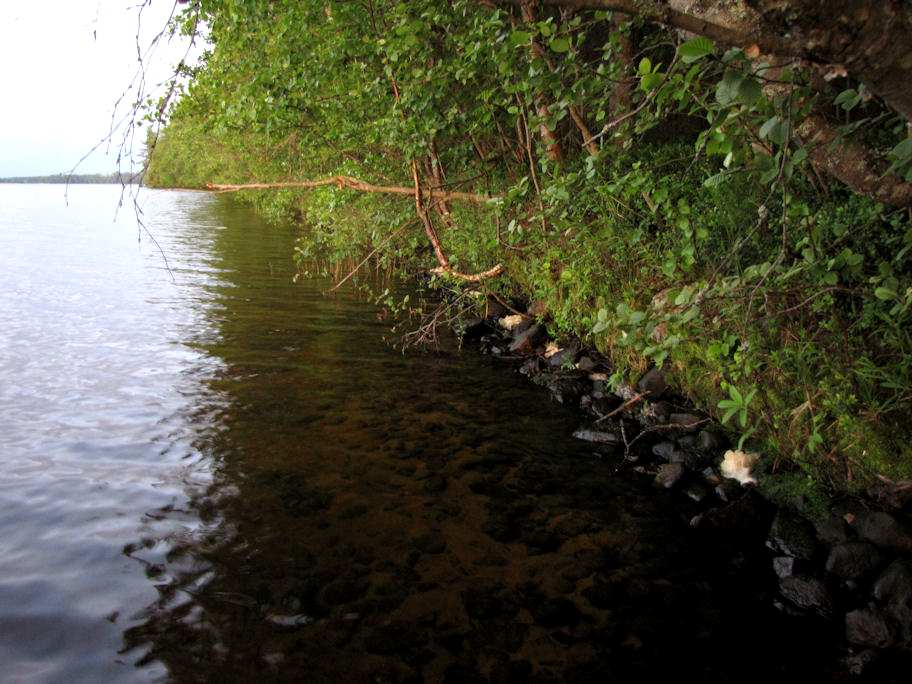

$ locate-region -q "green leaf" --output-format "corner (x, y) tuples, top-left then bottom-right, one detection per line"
(679, 37), (714, 63)
(509, 30), (532, 46)
(703, 172), (726, 188)
(737, 77), (762, 106)
(889, 138), (912, 161)
(759, 116), (788, 145)
(714, 71), (743, 106)
(875, 287), (897, 301)
(549, 37), (571, 53)
(640, 72), (663, 92)
(638, 57), (652, 76)
(834, 88), (861, 111)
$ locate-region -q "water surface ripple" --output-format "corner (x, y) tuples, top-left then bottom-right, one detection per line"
(0, 185), (833, 682)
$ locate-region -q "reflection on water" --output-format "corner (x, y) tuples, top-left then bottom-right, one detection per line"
(1, 185), (835, 682)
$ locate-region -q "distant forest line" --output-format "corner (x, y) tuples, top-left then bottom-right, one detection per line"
(0, 173), (138, 185)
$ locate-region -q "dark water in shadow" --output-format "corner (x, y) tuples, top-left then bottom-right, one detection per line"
(0, 185), (836, 682)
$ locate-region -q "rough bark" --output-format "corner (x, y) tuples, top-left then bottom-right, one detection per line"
(796, 113), (912, 207)
(748, 1), (912, 123)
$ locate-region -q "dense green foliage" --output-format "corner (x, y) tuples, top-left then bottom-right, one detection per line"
(145, 0), (912, 498)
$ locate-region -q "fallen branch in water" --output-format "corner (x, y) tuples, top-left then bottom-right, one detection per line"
(410, 161), (504, 282)
(206, 175), (499, 205)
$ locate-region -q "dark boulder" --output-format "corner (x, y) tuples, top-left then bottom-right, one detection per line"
(652, 441), (685, 463)
(767, 509), (819, 561)
(461, 317), (492, 341)
(779, 576), (834, 616)
(825, 542), (884, 580)
(714, 480), (743, 503)
(694, 491), (774, 541)
(696, 429), (723, 452)
(872, 561), (912, 642)
(533, 371), (589, 405)
(683, 482), (710, 503)
(509, 323), (547, 354)
(815, 514), (851, 545)
(773, 556), (797, 579)
(636, 368), (667, 398)
(576, 355), (598, 372)
(548, 343), (580, 369)
(668, 413), (704, 432)
(845, 608), (896, 648)
(654, 463), (685, 489)
(854, 511), (912, 554)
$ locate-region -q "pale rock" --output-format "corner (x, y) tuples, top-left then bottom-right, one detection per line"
(543, 342), (561, 358)
(720, 449), (760, 486)
(498, 314), (525, 330)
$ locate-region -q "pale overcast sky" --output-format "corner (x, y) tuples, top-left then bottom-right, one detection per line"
(0, 1), (199, 177)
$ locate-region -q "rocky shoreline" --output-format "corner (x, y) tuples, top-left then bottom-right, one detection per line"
(456, 300), (912, 679)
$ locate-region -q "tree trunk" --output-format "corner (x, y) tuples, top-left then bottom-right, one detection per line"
(519, 1), (564, 162)
(797, 113), (912, 207)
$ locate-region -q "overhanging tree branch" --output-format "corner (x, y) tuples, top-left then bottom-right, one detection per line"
(206, 176), (499, 205)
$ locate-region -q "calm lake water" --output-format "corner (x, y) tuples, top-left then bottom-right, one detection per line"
(0, 184), (837, 682)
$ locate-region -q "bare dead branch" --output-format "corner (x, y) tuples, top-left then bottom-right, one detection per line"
(206, 175), (499, 205)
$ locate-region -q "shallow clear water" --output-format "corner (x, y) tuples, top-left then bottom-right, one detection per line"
(0, 184), (835, 682)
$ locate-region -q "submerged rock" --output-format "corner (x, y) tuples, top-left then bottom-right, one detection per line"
(573, 428), (620, 445)
(531, 597), (582, 628)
